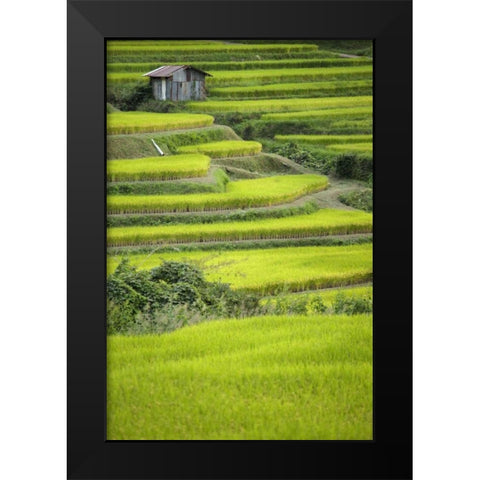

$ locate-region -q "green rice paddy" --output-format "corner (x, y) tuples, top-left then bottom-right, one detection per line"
(106, 39), (374, 441)
(107, 153), (211, 182)
(275, 134), (373, 145)
(177, 140), (262, 157)
(107, 209), (372, 246)
(107, 313), (373, 440)
(107, 243), (373, 293)
(107, 112), (214, 134)
(188, 95), (372, 113)
(210, 79), (372, 99)
(107, 174), (328, 214)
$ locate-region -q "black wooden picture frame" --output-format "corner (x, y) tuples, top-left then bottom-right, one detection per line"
(67, 1), (412, 478)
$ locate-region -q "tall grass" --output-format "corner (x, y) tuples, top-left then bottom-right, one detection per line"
(206, 66), (373, 86)
(107, 112), (214, 134)
(107, 209), (373, 246)
(107, 65), (373, 86)
(262, 106), (372, 121)
(275, 134), (373, 145)
(209, 80), (372, 99)
(107, 153), (211, 182)
(177, 140), (262, 158)
(188, 95), (372, 114)
(107, 50), (339, 64)
(107, 57), (372, 73)
(107, 43), (319, 56)
(107, 243), (372, 293)
(107, 313), (372, 440)
(326, 143), (373, 154)
(107, 174), (328, 214)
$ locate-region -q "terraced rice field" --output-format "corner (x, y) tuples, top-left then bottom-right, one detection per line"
(107, 209), (372, 246)
(107, 243), (373, 294)
(106, 39), (373, 440)
(209, 79), (373, 99)
(275, 134), (373, 145)
(187, 95), (372, 114)
(177, 140), (262, 157)
(107, 112), (214, 134)
(107, 56), (372, 73)
(107, 153), (211, 181)
(262, 106), (372, 121)
(107, 174), (328, 214)
(107, 314), (372, 440)
(326, 143), (373, 154)
(107, 43), (319, 57)
(207, 66), (373, 86)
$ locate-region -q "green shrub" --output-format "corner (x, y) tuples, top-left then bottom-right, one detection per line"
(339, 189), (373, 212)
(150, 261), (206, 287)
(333, 293), (372, 314)
(106, 82), (151, 111)
(135, 99), (187, 113)
(334, 154), (372, 181)
(106, 259), (266, 334)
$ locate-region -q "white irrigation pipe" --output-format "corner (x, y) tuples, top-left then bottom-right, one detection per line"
(151, 139), (164, 156)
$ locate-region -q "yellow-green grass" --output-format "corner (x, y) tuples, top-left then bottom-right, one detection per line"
(107, 40), (223, 47)
(107, 43), (319, 56)
(107, 154), (211, 182)
(206, 66), (373, 86)
(107, 243), (372, 293)
(107, 57), (372, 73)
(108, 65), (373, 86)
(106, 72), (150, 84)
(275, 134), (373, 146)
(326, 143), (373, 154)
(262, 106), (372, 122)
(188, 95), (372, 114)
(107, 209), (373, 246)
(107, 174), (328, 214)
(261, 285), (373, 309)
(177, 140), (262, 158)
(107, 313), (373, 440)
(107, 112), (214, 135)
(209, 80), (372, 99)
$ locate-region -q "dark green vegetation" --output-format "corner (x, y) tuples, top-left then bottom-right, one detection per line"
(106, 39), (373, 440)
(339, 189), (373, 212)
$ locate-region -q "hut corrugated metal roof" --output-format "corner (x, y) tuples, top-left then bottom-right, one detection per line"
(143, 65), (212, 78)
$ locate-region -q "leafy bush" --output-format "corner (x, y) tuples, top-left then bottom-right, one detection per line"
(338, 189), (373, 212)
(334, 153), (372, 181)
(151, 261), (206, 287)
(135, 99), (187, 113)
(107, 259), (265, 334)
(106, 82), (151, 111)
(333, 293), (372, 314)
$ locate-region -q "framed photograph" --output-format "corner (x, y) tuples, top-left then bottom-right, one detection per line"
(68, 0), (411, 478)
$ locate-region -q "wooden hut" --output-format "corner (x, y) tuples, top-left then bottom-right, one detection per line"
(143, 65), (212, 101)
